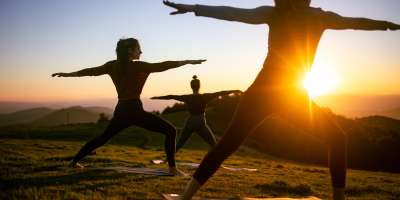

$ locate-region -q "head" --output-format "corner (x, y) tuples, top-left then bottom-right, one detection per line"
(116, 38), (142, 62)
(190, 75), (200, 94)
(274, 0), (311, 9)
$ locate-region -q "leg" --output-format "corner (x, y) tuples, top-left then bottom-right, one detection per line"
(72, 117), (131, 164)
(279, 91), (347, 196)
(192, 88), (275, 185)
(133, 111), (177, 167)
(197, 121), (217, 147)
(176, 118), (195, 152)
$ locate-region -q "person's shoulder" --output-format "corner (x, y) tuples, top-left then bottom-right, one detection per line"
(129, 61), (152, 73)
(132, 60), (148, 65)
(257, 5), (277, 16)
(309, 7), (336, 16)
(103, 60), (117, 67)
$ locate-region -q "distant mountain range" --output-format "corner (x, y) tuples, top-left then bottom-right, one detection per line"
(1, 94), (400, 124)
(0, 98), (173, 114)
(0, 107), (54, 126)
(313, 94), (400, 119)
(0, 106), (113, 127)
(378, 107), (400, 120)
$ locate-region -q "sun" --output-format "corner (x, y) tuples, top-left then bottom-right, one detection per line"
(302, 64), (339, 99)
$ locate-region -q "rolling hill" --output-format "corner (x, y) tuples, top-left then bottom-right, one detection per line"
(378, 107), (400, 120)
(0, 106), (113, 127)
(31, 106), (112, 126)
(0, 107), (54, 126)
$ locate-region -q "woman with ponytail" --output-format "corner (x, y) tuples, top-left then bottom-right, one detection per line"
(152, 75), (241, 151)
(52, 38), (206, 175)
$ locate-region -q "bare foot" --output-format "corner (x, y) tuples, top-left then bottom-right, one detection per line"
(169, 167), (187, 177)
(68, 161), (85, 169)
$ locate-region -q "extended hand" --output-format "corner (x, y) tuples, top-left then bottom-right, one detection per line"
(163, 0), (195, 15)
(52, 72), (68, 77)
(186, 59), (207, 65)
(387, 21), (400, 30)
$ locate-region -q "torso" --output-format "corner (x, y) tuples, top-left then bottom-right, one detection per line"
(184, 94), (211, 115)
(107, 61), (150, 100)
(254, 7), (326, 88)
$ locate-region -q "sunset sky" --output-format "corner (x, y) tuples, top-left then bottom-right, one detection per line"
(0, 0), (399, 110)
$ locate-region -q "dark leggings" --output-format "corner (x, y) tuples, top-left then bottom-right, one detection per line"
(193, 86), (347, 188)
(72, 100), (177, 167)
(176, 115), (217, 152)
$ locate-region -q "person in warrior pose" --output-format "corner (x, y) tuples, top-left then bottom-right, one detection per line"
(52, 38), (206, 175)
(151, 75), (241, 151)
(163, 0), (400, 198)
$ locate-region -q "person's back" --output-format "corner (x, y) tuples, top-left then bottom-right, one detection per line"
(265, 7), (325, 79)
(183, 94), (212, 115)
(106, 60), (150, 99)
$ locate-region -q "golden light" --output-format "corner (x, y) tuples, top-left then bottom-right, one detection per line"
(302, 64), (339, 99)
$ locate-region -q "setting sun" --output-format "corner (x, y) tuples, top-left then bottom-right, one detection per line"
(302, 64), (339, 99)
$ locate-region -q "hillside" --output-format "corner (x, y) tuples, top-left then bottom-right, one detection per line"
(378, 107), (400, 120)
(31, 106), (110, 126)
(85, 106), (114, 116)
(164, 95), (400, 173)
(0, 107), (54, 126)
(0, 102), (46, 114)
(0, 106), (114, 127)
(1, 125), (399, 200)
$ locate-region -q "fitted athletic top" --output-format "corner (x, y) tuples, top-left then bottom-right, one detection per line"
(72, 60), (180, 99)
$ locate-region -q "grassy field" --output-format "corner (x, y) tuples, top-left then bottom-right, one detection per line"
(1, 112), (400, 200)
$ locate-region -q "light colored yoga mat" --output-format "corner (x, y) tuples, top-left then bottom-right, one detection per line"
(105, 167), (173, 176)
(152, 160), (258, 172)
(163, 194), (321, 200)
(242, 197), (322, 200)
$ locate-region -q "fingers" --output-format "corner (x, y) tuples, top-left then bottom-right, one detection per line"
(52, 73), (65, 77)
(190, 59), (207, 64)
(387, 22), (400, 30)
(170, 11), (184, 15)
(163, 0), (174, 7)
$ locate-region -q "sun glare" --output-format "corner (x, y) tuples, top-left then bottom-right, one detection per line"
(302, 64), (339, 99)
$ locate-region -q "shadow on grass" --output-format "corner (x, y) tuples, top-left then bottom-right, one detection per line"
(44, 156), (146, 167)
(254, 180), (312, 197)
(345, 185), (400, 197)
(0, 169), (125, 190)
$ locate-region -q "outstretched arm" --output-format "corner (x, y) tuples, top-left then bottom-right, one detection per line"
(206, 90), (242, 101)
(323, 11), (400, 30)
(52, 63), (110, 77)
(151, 95), (184, 101)
(163, 1), (273, 25)
(137, 60), (206, 73)
(214, 90), (242, 97)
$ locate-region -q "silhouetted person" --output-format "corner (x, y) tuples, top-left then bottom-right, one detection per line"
(151, 75), (241, 151)
(52, 38), (206, 175)
(163, 0), (400, 199)
(97, 113), (110, 124)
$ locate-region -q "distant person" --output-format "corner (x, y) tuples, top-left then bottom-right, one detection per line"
(163, 0), (400, 199)
(52, 38), (206, 175)
(151, 75), (241, 151)
(97, 113), (110, 124)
